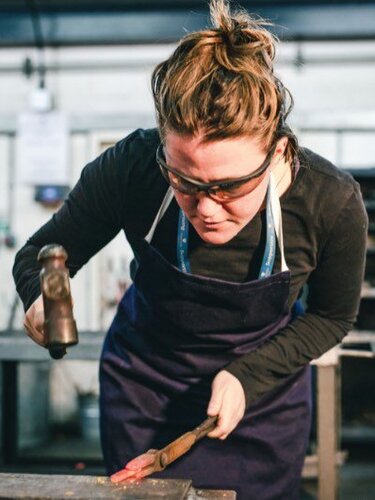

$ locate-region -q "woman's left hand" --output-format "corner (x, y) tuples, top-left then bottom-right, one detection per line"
(206, 370), (246, 440)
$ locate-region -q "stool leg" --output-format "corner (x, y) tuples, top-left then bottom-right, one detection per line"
(317, 363), (341, 500)
(1, 361), (18, 465)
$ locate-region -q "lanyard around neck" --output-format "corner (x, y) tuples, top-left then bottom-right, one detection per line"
(177, 178), (278, 279)
(145, 174), (288, 277)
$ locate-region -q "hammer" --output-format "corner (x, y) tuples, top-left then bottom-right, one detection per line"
(38, 244), (78, 359)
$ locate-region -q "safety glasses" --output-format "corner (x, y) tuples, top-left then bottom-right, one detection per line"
(156, 143), (275, 201)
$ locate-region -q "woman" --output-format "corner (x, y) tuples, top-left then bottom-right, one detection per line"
(14, 1), (367, 498)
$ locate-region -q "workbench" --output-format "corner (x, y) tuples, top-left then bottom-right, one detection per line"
(1, 329), (374, 500)
(0, 330), (103, 465)
(0, 473), (236, 499)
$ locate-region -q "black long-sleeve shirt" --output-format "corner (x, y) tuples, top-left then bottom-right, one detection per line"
(13, 128), (368, 406)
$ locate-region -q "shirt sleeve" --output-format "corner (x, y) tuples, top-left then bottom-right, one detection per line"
(13, 133), (135, 312)
(225, 184), (368, 407)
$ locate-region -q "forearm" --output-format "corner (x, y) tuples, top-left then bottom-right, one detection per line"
(225, 312), (351, 407)
(13, 216), (90, 312)
(13, 243), (43, 311)
(13, 178), (122, 312)
(227, 183), (367, 408)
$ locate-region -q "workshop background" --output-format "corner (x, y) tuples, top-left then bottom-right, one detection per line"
(0, 1), (375, 499)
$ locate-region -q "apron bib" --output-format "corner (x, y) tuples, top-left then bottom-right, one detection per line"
(100, 174), (311, 500)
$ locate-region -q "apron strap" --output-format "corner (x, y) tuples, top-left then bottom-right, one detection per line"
(269, 173), (289, 272)
(176, 172), (289, 276)
(145, 174), (289, 274)
(145, 187), (174, 243)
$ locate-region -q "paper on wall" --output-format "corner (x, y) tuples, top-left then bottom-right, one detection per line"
(16, 111), (69, 185)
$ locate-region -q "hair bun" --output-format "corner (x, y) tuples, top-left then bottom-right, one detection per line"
(152, 0), (298, 165)
(210, 0), (275, 71)
(227, 19), (253, 45)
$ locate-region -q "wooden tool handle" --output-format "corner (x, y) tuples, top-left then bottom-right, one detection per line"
(159, 415), (218, 468)
(193, 415), (218, 441)
(159, 432), (197, 467)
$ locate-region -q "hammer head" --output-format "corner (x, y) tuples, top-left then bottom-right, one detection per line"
(38, 244), (78, 359)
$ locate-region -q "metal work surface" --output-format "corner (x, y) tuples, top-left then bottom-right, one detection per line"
(0, 474), (236, 499)
(186, 489), (235, 499)
(1, 329), (372, 362)
(0, 330), (103, 361)
(0, 474), (191, 499)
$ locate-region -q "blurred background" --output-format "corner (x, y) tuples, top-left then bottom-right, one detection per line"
(0, 1), (375, 498)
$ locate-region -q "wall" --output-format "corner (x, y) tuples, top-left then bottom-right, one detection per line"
(1, 40), (374, 424)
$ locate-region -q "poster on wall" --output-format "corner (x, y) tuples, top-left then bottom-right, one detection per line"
(16, 111), (69, 185)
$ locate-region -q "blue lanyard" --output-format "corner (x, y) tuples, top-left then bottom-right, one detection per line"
(177, 208), (191, 273)
(177, 183), (277, 279)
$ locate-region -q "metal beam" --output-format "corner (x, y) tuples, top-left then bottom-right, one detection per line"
(3, 52), (375, 79)
(1, 3), (375, 46)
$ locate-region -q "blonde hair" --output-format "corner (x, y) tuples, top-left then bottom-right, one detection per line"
(151, 0), (297, 162)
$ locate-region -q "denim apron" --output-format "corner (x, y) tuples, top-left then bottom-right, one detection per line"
(100, 174), (311, 499)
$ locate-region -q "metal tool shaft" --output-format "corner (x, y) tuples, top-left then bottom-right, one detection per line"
(110, 416), (218, 483)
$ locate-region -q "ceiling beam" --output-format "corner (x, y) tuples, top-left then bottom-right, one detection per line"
(0, 2), (375, 46)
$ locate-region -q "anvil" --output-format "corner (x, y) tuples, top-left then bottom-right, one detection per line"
(0, 473), (236, 499)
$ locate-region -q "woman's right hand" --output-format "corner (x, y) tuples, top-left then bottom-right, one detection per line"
(24, 295), (47, 347)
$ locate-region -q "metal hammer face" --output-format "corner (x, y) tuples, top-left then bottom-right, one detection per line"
(38, 244), (78, 359)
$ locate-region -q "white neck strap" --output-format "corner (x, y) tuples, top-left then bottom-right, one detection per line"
(269, 173), (288, 272)
(145, 178), (288, 272)
(145, 187), (174, 243)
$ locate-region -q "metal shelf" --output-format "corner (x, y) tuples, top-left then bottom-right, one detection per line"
(361, 287), (375, 298)
(342, 425), (375, 443)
